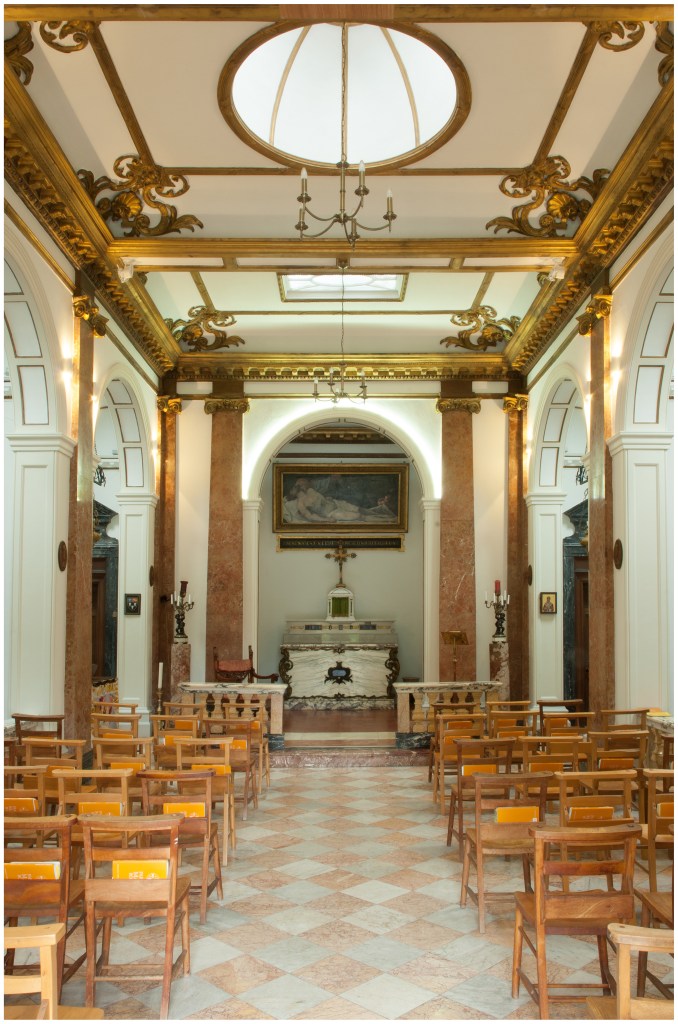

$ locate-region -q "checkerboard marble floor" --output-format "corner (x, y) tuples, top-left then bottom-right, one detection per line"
(53, 766), (672, 1020)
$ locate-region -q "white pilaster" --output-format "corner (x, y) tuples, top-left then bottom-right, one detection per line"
(6, 433), (74, 724)
(609, 432), (673, 711)
(526, 491), (567, 703)
(116, 493), (158, 727)
(421, 498), (441, 680)
(243, 498), (263, 663)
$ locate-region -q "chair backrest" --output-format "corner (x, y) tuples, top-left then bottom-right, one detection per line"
(472, 771), (552, 837)
(555, 769), (636, 827)
(173, 736), (233, 773)
(542, 711), (595, 736)
(530, 823), (641, 929)
(488, 709), (538, 738)
(3, 922), (67, 1019)
(205, 718), (259, 751)
(93, 736), (154, 770)
(589, 730), (649, 769)
(138, 769), (215, 833)
(213, 645), (254, 682)
(4, 815), (75, 923)
(453, 738), (515, 786)
(4, 765), (48, 817)
(12, 714), (64, 744)
(91, 712), (141, 740)
(150, 714), (200, 742)
(537, 699), (584, 734)
(91, 701), (138, 715)
(52, 768), (133, 817)
(642, 768), (674, 838)
(604, 923), (675, 1020)
(520, 735), (593, 773)
(599, 708), (650, 732)
(23, 738), (85, 768)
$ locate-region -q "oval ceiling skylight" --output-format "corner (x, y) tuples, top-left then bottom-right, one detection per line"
(220, 24), (470, 168)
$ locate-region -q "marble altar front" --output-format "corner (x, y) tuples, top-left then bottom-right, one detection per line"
(280, 619), (399, 700)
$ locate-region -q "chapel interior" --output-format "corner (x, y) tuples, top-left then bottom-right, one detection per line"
(3, 4), (675, 1022)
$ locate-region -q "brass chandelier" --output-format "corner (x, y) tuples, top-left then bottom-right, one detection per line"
(295, 25), (396, 246)
(313, 263), (367, 404)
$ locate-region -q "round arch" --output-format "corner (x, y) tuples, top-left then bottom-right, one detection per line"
(528, 363), (588, 495)
(94, 364), (155, 494)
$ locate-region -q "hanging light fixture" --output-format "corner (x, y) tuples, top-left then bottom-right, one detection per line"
(313, 262), (367, 404)
(295, 25), (396, 246)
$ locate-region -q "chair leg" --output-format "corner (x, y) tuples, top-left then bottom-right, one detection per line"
(511, 906), (524, 998)
(446, 790), (457, 847)
(84, 905), (97, 1009)
(596, 934), (613, 994)
(212, 832), (223, 900)
(100, 917), (112, 968)
(521, 853), (532, 893)
(180, 895), (191, 975)
(161, 905), (175, 1019)
(460, 836), (471, 908)
(200, 843), (209, 924)
(637, 902), (651, 997)
(476, 845), (486, 934)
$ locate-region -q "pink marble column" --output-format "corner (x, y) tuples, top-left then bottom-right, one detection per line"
(504, 395), (530, 700)
(437, 397), (479, 681)
(204, 397), (248, 678)
(153, 396), (180, 702)
(64, 288), (99, 741)
(581, 291), (615, 718)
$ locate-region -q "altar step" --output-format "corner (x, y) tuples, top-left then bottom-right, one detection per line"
(285, 731), (394, 748)
(271, 745), (428, 768)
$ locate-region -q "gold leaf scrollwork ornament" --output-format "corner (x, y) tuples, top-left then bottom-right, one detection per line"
(77, 155), (204, 238)
(591, 21), (645, 51)
(503, 394), (529, 414)
(655, 23), (674, 86)
(39, 20), (94, 52)
(165, 306), (245, 352)
(576, 293), (613, 335)
(204, 398), (250, 415)
(440, 305), (521, 351)
(156, 396), (183, 415)
(5, 23), (34, 85)
(73, 296), (108, 338)
(486, 156), (609, 238)
(436, 398), (481, 414)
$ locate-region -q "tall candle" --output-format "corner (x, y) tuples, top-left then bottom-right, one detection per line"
(157, 662), (163, 693)
(494, 579), (501, 595)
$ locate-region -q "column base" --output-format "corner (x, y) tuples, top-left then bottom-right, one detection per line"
(396, 732), (432, 750)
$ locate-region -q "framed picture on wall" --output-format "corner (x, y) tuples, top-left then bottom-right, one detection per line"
(273, 464), (408, 534)
(124, 593), (141, 615)
(539, 592), (557, 614)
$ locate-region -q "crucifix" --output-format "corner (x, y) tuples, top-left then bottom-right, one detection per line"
(325, 541), (356, 585)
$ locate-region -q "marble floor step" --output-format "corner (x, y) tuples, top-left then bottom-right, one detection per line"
(271, 747), (428, 767)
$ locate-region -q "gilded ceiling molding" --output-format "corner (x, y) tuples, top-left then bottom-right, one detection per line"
(436, 397), (481, 414)
(156, 396), (183, 415)
(39, 20), (95, 52)
(78, 155), (204, 237)
(590, 21), (645, 50)
(440, 305), (521, 351)
(204, 398), (250, 414)
(655, 22), (673, 86)
(486, 156), (609, 238)
(164, 306), (245, 352)
(576, 293), (613, 335)
(503, 394), (529, 414)
(73, 295), (108, 337)
(5, 22), (34, 84)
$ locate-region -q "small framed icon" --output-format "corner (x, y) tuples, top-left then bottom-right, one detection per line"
(124, 593), (141, 615)
(539, 592), (557, 615)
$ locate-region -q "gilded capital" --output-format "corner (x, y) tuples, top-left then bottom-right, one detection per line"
(204, 398), (250, 415)
(576, 292), (613, 335)
(503, 394), (529, 414)
(436, 397), (481, 414)
(156, 395), (183, 415)
(72, 295), (108, 337)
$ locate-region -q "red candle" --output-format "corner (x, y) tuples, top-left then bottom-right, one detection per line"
(494, 579), (501, 595)
(180, 580), (188, 597)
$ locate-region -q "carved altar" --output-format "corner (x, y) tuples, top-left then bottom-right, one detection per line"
(279, 619), (399, 700)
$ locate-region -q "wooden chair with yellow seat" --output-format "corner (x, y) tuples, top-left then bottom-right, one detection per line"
(220, 704), (270, 794)
(599, 707), (650, 733)
(80, 812), (190, 1020)
(4, 765), (47, 820)
(484, 700), (531, 735)
(536, 698), (585, 735)
(445, 736), (515, 853)
(4, 922), (104, 1020)
(173, 735), (236, 865)
(589, 730), (650, 821)
(460, 770), (552, 933)
(431, 712), (486, 814)
(511, 822), (642, 1019)
(22, 740), (88, 814)
(90, 711), (141, 745)
(487, 708), (538, 740)
(585, 923), (674, 1019)
(4, 816), (87, 1000)
(11, 715), (65, 765)
(92, 736), (154, 812)
(138, 768), (223, 924)
(426, 701), (483, 784)
(635, 884), (674, 1001)
(204, 718), (259, 818)
(542, 710), (595, 736)
(52, 768), (134, 879)
(636, 768), (674, 891)
(150, 713), (200, 768)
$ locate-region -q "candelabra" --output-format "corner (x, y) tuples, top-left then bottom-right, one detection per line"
(484, 581), (510, 639)
(171, 581), (194, 643)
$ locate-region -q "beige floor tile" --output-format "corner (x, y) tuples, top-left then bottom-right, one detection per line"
(198, 954), (284, 995)
(295, 953), (381, 993)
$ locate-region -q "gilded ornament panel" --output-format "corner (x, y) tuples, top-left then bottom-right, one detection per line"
(165, 306), (245, 352)
(440, 305), (521, 351)
(5, 23), (34, 84)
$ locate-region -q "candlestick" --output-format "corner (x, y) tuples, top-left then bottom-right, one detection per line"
(485, 587), (510, 639)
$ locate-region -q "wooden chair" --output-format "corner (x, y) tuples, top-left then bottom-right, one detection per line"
(512, 822), (642, 1018)
(92, 737), (154, 812)
(53, 768), (134, 878)
(220, 706), (270, 794)
(586, 923), (674, 1019)
(4, 922), (104, 1020)
(138, 769), (223, 923)
(536, 698), (584, 735)
(12, 714), (64, 746)
(426, 701), (482, 780)
(542, 711), (595, 736)
(635, 885), (674, 1000)
(637, 768), (674, 890)
(431, 713), (485, 814)
(487, 708), (538, 739)
(150, 714), (200, 767)
(556, 769), (637, 828)
(213, 644), (278, 684)
(460, 771), (552, 933)
(4, 815), (86, 999)
(600, 707), (650, 733)
(485, 700), (531, 735)
(173, 735), (236, 864)
(589, 730), (650, 821)
(445, 737), (515, 852)
(91, 701), (138, 715)
(91, 712), (140, 742)
(80, 813), (190, 1020)
(22, 741), (87, 813)
(4, 764), (47, 819)
(204, 718), (259, 818)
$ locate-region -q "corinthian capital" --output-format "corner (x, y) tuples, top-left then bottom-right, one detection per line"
(503, 394), (529, 414)
(204, 398), (249, 415)
(436, 397), (481, 414)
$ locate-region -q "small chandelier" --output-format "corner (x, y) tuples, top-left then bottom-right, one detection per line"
(313, 263), (367, 405)
(295, 26), (396, 247)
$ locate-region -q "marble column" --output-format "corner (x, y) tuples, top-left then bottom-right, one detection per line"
(64, 289), (101, 741)
(242, 498), (263, 668)
(204, 398), (248, 678)
(437, 398), (479, 681)
(153, 396), (181, 702)
(421, 498), (441, 681)
(504, 394), (529, 700)
(578, 291), (615, 718)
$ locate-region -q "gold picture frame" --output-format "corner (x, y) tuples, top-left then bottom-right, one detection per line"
(273, 464), (408, 534)
(540, 592), (557, 614)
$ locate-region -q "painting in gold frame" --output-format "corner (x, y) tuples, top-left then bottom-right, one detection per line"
(273, 464), (408, 534)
